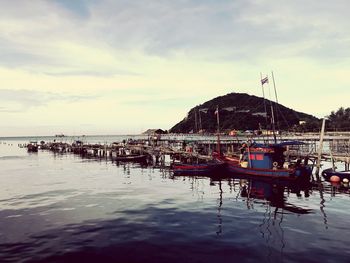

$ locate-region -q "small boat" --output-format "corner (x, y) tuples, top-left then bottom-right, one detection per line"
(112, 146), (148, 162)
(322, 168), (350, 181)
(114, 154), (148, 162)
(222, 141), (312, 180)
(172, 159), (224, 175)
(27, 141), (38, 152)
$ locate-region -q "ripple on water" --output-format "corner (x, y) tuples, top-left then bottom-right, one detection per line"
(1, 142), (350, 262)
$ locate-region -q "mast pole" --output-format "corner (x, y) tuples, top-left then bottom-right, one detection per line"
(260, 73), (269, 131)
(270, 102), (277, 144)
(194, 109), (198, 133)
(271, 71), (279, 104)
(216, 105), (221, 155)
(271, 71), (280, 138)
(199, 110), (202, 133)
(265, 73), (277, 144)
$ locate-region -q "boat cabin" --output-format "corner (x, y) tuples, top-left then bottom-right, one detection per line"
(241, 141), (305, 170)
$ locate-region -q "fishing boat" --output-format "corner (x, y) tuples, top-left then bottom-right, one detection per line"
(172, 159), (224, 175)
(114, 154), (148, 162)
(322, 168), (350, 181)
(27, 141), (38, 152)
(218, 73), (312, 180)
(111, 146), (148, 162)
(222, 141), (312, 180)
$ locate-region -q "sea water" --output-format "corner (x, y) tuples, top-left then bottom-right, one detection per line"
(0, 136), (349, 263)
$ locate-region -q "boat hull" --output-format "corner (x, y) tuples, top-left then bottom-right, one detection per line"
(172, 162), (224, 175)
(114, 154), (147, 162)
(223, 158), (312, 180)
(27, 145), (38, 152)
(226, 163), (292, 178)
(322, 168), (350, 181)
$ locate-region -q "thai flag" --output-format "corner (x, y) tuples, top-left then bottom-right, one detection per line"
(261, 76), (269, 85)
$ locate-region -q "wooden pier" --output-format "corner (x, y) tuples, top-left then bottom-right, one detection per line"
(18, 132), (350, 172)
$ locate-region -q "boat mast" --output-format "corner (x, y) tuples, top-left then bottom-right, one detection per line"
(269, 95), (277, 144)
(271, 71), (280, 140)
(198, 110), (202, 133)
(215, 105), (221, 155)
(262, 72), (277, 144)
(271, 71), (279, 105)
(194, 108), (198, 133)
(260, 73), (269, 130)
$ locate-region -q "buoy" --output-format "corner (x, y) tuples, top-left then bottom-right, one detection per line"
(343, 178), (349, 183)
(330, 175), (340, 183)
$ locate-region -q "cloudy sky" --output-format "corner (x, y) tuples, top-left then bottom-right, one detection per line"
(0, 0), (349, 136)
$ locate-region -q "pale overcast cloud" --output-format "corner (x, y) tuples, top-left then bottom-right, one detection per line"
(0, 0), (349, 136)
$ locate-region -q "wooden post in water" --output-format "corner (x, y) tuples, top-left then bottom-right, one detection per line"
(315, 118), (326, 178)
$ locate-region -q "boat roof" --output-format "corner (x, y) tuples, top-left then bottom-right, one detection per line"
(274, 141), (306, 147)
(252, 141), (306, 149)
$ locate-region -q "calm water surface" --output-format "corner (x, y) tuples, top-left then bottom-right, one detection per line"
(0, 138), (349, 263)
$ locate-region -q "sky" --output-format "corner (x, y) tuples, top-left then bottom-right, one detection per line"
(0, 0), (349, 136)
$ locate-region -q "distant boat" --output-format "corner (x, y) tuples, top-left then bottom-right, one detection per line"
(322, 168), (350, 181)
(114, 154), (148, 162)
(27, 141), (38, 152)
(55, 134), (65, 138)
(111, 146), (148, 162)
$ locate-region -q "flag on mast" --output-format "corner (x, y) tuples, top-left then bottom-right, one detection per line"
(261, 76), (269, 85)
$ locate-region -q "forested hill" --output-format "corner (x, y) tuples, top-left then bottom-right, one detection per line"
(170, 93), (320, 133)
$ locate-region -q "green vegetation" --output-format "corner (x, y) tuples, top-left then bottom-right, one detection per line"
(170, 92), (321, 133)
(327, 107), (350, 131)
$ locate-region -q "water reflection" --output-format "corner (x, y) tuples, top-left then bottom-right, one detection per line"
(185, 175), (316, 262)
(2, 142), (350, 262)
(216, 180), (223, 236)
(318, 183), (328, 230)
(208, 176), (315, 262)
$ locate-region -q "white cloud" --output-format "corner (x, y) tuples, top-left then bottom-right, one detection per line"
(0, 0), (349, 135)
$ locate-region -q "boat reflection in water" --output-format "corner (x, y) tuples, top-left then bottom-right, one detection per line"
(237, 177), (312, 214)
(235, 177), (312, 262)
(173, 170), (314, 262)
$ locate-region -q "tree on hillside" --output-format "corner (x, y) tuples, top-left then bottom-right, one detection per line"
(327, 107), (350, 131)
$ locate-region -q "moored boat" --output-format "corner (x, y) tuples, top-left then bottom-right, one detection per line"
(222, 141), (312, 180)
(172, 159), (224, 175)
(27, 141), (38, 152)
(111, 146), (148, 162)
(114, 154), (148, 162)
(322, 168), (350, 181)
